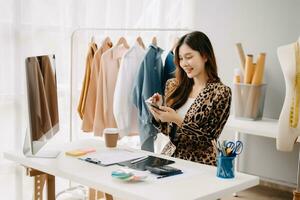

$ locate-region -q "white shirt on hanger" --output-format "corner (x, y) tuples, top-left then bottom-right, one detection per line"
(113, 42), (146, 137)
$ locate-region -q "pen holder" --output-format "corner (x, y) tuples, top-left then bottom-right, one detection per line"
(233, 83), (267, 120)
(216, 155), (236, 179)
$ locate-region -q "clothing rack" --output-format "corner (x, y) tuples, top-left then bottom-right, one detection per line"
(69, 27), (191, 142)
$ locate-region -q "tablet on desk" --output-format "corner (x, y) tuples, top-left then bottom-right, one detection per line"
(118, 155), (175, 171)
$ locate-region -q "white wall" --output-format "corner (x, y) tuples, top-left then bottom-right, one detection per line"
(192, 0), (300, 186)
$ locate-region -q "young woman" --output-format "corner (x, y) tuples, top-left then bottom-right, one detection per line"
(149, 31), (231, 166)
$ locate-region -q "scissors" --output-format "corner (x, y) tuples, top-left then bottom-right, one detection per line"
(225, 141), (243, 156)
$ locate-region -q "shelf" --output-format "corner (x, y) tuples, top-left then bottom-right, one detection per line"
(224, 115), (278, 139)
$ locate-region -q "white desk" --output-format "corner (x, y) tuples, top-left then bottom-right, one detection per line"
(4, 138), (259, 200)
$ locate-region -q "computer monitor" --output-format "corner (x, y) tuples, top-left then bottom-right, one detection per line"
(23, 54), (60, 158)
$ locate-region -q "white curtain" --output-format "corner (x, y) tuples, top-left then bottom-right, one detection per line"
(0, 0), (195, 198)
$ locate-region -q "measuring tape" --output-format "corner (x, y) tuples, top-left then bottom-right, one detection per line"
(289, 42), (300, 128)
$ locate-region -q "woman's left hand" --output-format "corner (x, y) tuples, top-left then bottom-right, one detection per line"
(153, 106), (183, 127)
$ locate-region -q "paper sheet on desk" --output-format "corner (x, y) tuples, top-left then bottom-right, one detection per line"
(81, 148), (146, 166)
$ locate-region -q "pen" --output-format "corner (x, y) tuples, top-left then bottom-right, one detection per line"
(79, 157), (101, 165)
(157, 171), (183, 179)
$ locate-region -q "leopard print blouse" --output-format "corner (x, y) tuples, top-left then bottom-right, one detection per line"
(154, 78), (231, 166)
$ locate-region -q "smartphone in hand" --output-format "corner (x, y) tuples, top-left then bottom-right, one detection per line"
(146, 93), (165, 112)
(148, 102), (164, 111)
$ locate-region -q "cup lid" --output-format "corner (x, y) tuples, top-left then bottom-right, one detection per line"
(103, 128), (119, 134)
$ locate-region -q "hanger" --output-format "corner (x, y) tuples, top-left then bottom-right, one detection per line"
(117, 37), (130, 49)
(91, 36), (95, 43)
(152, 36), (157, 46)
(102, 36), (113, 47)
(136, 36), (145, 49)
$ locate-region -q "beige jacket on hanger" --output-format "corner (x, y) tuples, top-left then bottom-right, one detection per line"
(82, 39), (112, 132)
(93, 44), (129, 136)
(77, 42), (98, 119)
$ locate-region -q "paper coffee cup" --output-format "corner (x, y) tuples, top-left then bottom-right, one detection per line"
(103, 128), (119, 148)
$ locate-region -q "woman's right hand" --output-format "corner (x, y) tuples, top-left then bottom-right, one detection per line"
(149, 106), (160, 122)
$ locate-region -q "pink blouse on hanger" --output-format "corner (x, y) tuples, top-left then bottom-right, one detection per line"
(93, 44), (129, 136)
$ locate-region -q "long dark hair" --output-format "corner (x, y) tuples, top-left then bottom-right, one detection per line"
(167, 31), (220, 110)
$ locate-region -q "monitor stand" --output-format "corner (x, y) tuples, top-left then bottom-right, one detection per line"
(23, 128), (60, 158)
(25, 150), (60, 158)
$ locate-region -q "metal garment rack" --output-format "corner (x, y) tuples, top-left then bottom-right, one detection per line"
(69, 28), (191, 142)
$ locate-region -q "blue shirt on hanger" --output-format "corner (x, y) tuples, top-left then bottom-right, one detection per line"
(163, 51), (176, 90)
(132, 44), (164, 152)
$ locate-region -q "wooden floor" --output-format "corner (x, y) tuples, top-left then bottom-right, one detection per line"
(223, 185), (293, 200)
